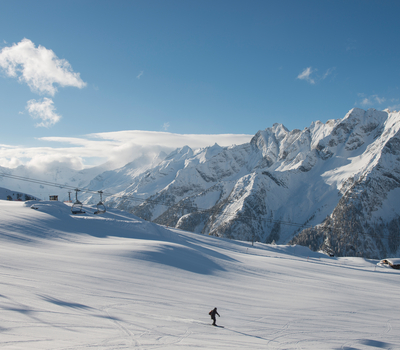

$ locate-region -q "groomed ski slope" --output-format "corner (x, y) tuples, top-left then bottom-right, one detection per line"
(0, 200), (399, 350)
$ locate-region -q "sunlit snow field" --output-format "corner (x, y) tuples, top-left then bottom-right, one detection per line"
(0, 200), (399, 349)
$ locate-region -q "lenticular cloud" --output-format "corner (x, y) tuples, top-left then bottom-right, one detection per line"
(0, 38), (86, 96)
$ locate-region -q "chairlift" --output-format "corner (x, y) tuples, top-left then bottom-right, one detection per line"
(94, 190), (106, 215)
(71, 188), (85, 214)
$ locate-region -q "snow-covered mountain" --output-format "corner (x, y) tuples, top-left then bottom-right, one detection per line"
(2, 108), (400, 258)
(82, 108), (400, 259)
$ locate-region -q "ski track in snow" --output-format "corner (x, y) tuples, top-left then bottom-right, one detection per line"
(0, 200), (399, 349)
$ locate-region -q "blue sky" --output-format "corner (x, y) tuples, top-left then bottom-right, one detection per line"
(1, 0), (400, 168)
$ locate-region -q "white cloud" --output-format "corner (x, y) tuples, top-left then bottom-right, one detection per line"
(322, 67), (335, 80)
(163, 122), (170, 131)
(361, 98), (371, 106)
(374, 95), (386, 104)
(137, 71), (144, 79)
(0, 156), (22, 168)
(297, 66), (336, 84)
(0, 38), (86, 96)
(358, 94), (386, 107)
(387, 104), (400, 112)
(26, 98), (62, 127)
(297, 67), (315, 84)
(387, 99), (400, 112)
(87, 130), (251, 150)
(25, 154), (85, 171)
(0, 131), (253, 170)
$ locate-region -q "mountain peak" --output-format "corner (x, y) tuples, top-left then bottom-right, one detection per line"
(4, 108), (400, 259)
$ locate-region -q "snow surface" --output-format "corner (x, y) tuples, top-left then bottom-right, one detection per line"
(1, 200), (399, 349)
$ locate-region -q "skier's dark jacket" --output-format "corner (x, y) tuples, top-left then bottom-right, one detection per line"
(209, 308), (220, 319)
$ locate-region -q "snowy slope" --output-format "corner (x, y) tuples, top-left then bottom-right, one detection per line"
(0, 199), (399, 349)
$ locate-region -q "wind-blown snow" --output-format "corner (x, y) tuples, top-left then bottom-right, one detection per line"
(0, 199), (399, 349)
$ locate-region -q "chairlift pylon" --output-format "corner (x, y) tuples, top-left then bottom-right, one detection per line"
(94, 190), (106, 215)
(71, 188), (85, 214)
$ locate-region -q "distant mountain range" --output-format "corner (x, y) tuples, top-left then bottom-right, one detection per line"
(2, 108), (400, 258)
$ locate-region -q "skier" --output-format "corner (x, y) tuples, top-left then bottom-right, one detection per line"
(209, 307), (220, 326)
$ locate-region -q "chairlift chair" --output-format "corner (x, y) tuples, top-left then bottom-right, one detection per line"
(71, 189), (85, 214)
(94, 190), (106, 215)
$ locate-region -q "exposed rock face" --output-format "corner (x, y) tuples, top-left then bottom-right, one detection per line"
(291, 110), (400, 258)
(89, 108), (400, 258)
